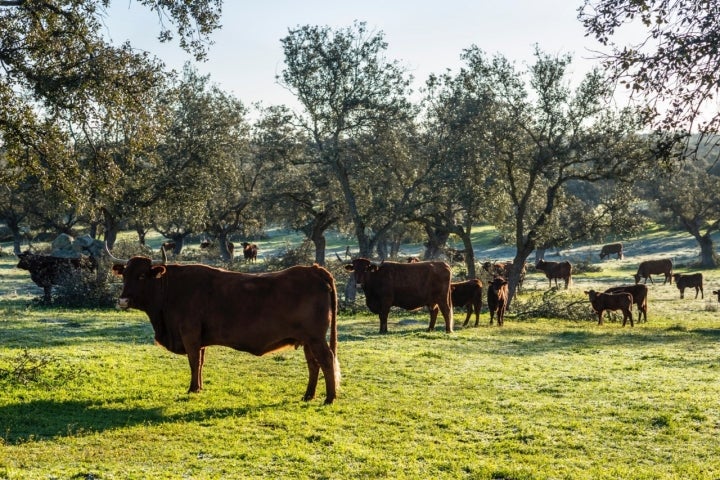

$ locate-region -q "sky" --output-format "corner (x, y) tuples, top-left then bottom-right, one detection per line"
(104, 1), (624, 109)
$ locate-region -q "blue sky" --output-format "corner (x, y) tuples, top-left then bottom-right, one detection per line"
(104, 1), (621, 108)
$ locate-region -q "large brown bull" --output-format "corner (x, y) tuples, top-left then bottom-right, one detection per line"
(585, 289), (634, 327)
(344, 258), (453, 334)
(108, 248), (340, 404)
(634, 259), (673, 285)
(451, 279), (483, 327)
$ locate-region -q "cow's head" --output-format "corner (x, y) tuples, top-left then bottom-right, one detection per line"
(344, 258), (378, 285)
(632, 273), (641, 284)
(490, 277), (508, 291)
(16, 251), (35, 270)
(584, 289), (599, 301)
(713, 290), (720, 302)
(106, 244), (167, 310)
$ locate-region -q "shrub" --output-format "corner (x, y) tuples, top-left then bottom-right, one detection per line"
(0, 349), (85, 387)
(52, 268), (119, 309)
(512, 288), (595, 321)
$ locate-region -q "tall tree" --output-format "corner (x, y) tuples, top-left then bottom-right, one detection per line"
(579, 0), (720, 142)
(461, 47), (649, 304)
(278, 21), (414, 257)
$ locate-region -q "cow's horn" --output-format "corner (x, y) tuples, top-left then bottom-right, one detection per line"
(153, 246), (167, 266)
(104, 242), (128, 264)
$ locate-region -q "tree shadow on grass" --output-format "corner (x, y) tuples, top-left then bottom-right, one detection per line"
(0, 398), (280, 445)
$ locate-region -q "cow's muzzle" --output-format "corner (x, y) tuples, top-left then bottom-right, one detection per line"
(117, 297), (130, 310)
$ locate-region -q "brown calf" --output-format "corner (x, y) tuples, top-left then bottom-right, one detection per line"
(487, 277), (508, 326)
(673, 273), (703, 299)
(451, 279), (483, 327)
(585, 289), (634, 327)
(604, 284), (648, 323)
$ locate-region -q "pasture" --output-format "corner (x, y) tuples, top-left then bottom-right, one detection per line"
(1, 230), (720, 479)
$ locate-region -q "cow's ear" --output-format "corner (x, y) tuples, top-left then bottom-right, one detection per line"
(344, 264), (354, 272)
(111, 264), (125, 276)
(150, 266), (167, 278)
(368, 265), (379, 272)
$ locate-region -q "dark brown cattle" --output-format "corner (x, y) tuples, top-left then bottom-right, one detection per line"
(481, 261), (527, 291)
(161, 241), (176, 251)
(200, 239), (213, 249)
(604, 284), (648, 323)
(406, 256), (420, 263)
(599, 242), (624, 260)
(585, 289), (634, 327)
(712, 290), (720, 302)
(487, 277), (508, 326)
(16, 251), (96, 303)
(108, 250), (340, 404)
(451, 279), (483, 327)
(673, 272), (703, 299)
(634, 259), (673, 285)
(535, 259), (572, 289)
(241, 242), (258, 263)
(344, 258), (453, 333)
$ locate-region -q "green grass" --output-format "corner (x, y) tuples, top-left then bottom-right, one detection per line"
(2, 241), (720, 479)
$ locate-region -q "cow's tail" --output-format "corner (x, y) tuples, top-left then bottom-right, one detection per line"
(327, 270), (341, 391)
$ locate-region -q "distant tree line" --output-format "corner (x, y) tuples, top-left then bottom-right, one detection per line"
(2, 3), (719, 306)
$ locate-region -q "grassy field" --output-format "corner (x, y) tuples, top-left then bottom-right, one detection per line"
(1, 231), (720, 479)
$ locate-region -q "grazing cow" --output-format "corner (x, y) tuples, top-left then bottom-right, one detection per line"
(633, 259), (673, 285)
(585, 289), (634, 327)
(673, 272), (703, 299)
(108, 249), (340, 404)
(604, 284), (649, 323)
(481, 261), (527, 291)
(344, 258), (453, 333)
(535, 259), (572, 289)
(599, 242), (624, 260)
(451, 279), (483, 327)
(487, 277), (508, 326)
(16, 251), (96, 303)
(712, 290), (720, 302)
(241, 242), (258, 263)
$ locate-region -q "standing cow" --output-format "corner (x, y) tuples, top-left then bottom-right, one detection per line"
(108, 248), (340, 404)
(673, 272), (703, 299)
(604, 284), (649, 323)
(585, 289), (634, 327)
(535, 259), (572, 289)
(241, 242), (258, 263)
(451, 279), (483, 327)
(487, 277), (509, 326)
(16, 251), (96, 303)
(633, 259), (673, 285)
(599, 242), (624, 260)
(344, 258), (453, 334)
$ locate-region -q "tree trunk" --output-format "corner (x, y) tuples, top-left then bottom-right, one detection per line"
(423, 225), (449, 260)
(698, 234), (718, 268)
(311, 233), (327, 266)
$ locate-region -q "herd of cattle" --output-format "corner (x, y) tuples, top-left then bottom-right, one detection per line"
(10, 240), (716, 404)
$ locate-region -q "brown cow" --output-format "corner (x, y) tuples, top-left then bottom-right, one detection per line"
(241, 242), (258, 263)
(487, 277), (508, 326)
(634, 259), (673, 285)
(481, 261), (526, 291)
(451, 279), (483, 327)
(604, 284), (648, 323)
(535, 259), (572, 289)
(108, 249), (340, 404)
(599, 242), (624, 260)
(673, 272), (703, 299)
(344, 258), (453, 333)
(712, 290), (720, 302)
(585, 289), (634, 327)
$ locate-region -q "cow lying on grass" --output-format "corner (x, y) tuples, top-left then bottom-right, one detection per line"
(585, 289), (634, 327)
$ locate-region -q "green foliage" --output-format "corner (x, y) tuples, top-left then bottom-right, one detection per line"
(0, 349), (86, 388)
(52, 269), (118, 309)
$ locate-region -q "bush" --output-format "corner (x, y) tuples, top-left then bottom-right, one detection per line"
(52, 268), (119, 309)
(0, 349), (85, 387)
(512, 288), (595, 321)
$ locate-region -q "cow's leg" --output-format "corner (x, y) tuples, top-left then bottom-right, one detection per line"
(597, 311), (604, 325)
(474, 305), (480, 327)
(427, 305), (439, 331)
(697, 286), (702, 299)
(306, 340), (338, 404)
(302, 344), (320, 402)
(197, 347), (206, 390)
(462, 306), (472, 327)
(379, 308), (390, 334)
(439, 301), (453, 333)
(186, 348), (203, 393)
(43, 285), (52, 304)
